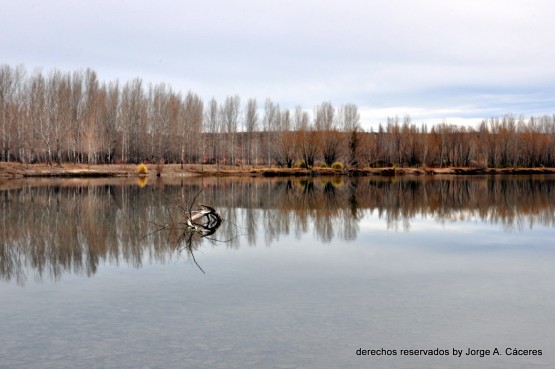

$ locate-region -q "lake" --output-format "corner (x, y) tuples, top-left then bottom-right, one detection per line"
(1, 175), (554, 369)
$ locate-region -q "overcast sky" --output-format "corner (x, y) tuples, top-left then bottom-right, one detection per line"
(2, 0), (555, 129)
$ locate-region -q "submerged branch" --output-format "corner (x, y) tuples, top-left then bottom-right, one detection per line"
(146, 189), (230, 273)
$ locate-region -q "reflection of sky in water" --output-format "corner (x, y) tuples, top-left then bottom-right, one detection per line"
(2, 208), (554, 369)
(359, 212), (555, 251)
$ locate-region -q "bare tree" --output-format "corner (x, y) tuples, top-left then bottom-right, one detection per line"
(100, 81), (119, 163)
(0, 65), (16, 162)
(0, 65), (27, 162)
(182, 91), (204, 165)
(118, 78), (146, 163)
(274, 109), (296, 167)
(12, 66), (29, 163)
(315, 101), (341, 166)
(30, 71), (54, 164)
(204, 97), (220, 168)
(262, 98), (277, 165)
(147, 83), (170, 163)
(244, 98), (258, 165)
(337, 103), (361, 165)
(294, 106), (318, 167)
(220, 95), (240, 165)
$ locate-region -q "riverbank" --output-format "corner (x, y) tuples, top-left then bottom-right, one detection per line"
(1, 162), (555, 178)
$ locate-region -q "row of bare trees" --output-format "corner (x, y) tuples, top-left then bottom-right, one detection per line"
(359, 115), (555, 168)
(1, 64), (555, 167)
(0, 65), (206, 165)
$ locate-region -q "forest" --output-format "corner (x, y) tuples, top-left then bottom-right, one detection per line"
(1, 64), (555, 168)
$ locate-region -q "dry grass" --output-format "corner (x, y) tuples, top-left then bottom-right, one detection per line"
(2, 162), (555, 179)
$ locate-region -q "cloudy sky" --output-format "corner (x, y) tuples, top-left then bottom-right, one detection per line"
(2, 0), (555, 129)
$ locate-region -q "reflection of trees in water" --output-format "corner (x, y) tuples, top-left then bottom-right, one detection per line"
(1, 175), (555, 283)
(354, 176), (555, 231)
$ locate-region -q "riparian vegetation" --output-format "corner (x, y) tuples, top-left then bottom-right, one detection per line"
(1, 64), (555, 168)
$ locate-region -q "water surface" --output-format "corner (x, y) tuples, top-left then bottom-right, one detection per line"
(1, 175), (554, 369)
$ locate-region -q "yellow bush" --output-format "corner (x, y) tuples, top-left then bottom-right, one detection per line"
(331, 162), (344, 170)
(136, 163), (148, 175)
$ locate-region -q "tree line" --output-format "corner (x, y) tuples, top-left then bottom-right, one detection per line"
(1, 64), (555, 167)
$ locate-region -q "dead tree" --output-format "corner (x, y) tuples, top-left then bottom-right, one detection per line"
(146, 190), (228, 273)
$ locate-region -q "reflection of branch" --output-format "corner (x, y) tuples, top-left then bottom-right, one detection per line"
(177, 232), (206, 274)
(189, 248), (205, 274)
(221, 217), (248, 231)
(187, 188), (204, 219)
(145, 193), (242, 273)
(204, 232), (246, 244)
(143, 220), (169, 239)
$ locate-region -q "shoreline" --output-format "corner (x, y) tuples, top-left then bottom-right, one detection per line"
(2, 162), (555, 178)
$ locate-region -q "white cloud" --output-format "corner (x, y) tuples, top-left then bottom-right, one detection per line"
(358, 106), (481, 130)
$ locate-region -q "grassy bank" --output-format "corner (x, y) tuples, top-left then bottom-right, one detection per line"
(2, 162), (555, 178)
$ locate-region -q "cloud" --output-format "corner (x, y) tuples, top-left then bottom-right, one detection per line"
(2, 0), (555, 127)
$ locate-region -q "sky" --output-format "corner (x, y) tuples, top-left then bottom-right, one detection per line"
(2, 0), (555, 130)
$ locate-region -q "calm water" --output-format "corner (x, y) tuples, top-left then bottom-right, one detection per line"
(1, 175), (554, 369)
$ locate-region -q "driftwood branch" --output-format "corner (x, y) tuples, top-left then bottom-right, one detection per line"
(146, 189), (224, 273)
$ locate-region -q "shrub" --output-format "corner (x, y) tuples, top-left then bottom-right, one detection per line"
(136, 163), (148, 175)
(294, 160), (308, 169)
(469, 160), (487, 170)
(331, 162), (344, 170)
(320, 163), (329, 168)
